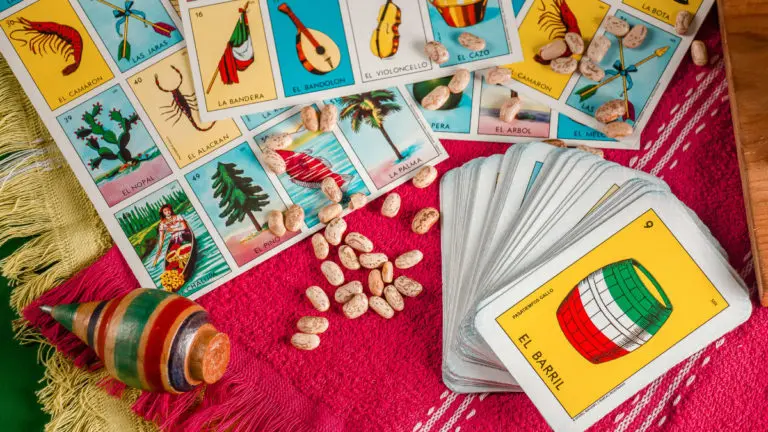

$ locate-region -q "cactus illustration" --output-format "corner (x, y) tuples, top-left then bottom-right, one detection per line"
(74, 102), (140, 170)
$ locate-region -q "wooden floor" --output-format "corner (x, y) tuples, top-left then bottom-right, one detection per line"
(719, 0), (768, 306)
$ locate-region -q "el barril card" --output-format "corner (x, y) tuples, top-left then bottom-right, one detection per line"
(179, 0), (523, 121)
(473, 192), (750, 431)
(0, 0), (447, 298)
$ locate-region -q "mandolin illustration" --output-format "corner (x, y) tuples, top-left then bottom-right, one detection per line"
(370, 0), (401, 59)
(278, 2), (340, 75)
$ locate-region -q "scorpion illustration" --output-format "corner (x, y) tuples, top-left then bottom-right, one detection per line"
(535, 0), (581, 64)
(154, 65), (215, 131)
(9, 17), (83, 76)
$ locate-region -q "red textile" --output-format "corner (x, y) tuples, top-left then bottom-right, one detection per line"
(23, 11), (761, 432)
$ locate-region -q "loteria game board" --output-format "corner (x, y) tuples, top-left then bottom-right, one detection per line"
(0, 0), (447, 298)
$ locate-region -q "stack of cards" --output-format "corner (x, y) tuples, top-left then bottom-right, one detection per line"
(440, 142), (751, 431)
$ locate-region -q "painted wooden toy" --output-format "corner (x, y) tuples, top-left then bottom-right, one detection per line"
(41, 288), (230, 393)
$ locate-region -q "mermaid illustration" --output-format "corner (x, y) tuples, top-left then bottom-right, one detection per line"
(153, 204), (196, 292)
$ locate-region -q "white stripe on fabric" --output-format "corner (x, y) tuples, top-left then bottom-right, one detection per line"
(635, 351), (704, 432)
(635, 62), (725, 171)
(420, 393), (459, 432)
(438, 395), (476, 432)
(650, 80), (729, 176)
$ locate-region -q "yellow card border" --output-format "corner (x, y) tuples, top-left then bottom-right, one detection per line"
(495, 209), (731, 419)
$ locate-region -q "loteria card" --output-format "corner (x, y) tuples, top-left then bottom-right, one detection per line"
(179, 0), (523, 121)
(251, 107), (371, 229)
(475, 198), (751, 431)
(495, 0), (714, 145)
(127, 48), (242, 168)
(408, 71), (621, 148)
(0, 0), (447, 299)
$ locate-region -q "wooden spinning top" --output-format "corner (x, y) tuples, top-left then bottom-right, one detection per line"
(41, 288), (230, 393)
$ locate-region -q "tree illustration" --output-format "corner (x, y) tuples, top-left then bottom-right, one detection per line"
(75, 102), (140, 170)
(338, 90), (404, 160)
(211, 162), (270, 231)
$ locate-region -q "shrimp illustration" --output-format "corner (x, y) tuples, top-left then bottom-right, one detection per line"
(154, 65), (215, 132)
(535, 0), (581, 64)
(9, 17), (83, 76)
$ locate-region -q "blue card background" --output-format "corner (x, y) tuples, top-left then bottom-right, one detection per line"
(565, 11), (681, 123)
(77, 0), (183, 72)
(427, 0), (511, 67)
(267, 0), (355, 97)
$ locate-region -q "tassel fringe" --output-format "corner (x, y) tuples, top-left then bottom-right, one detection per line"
(0, 54), (150, 431)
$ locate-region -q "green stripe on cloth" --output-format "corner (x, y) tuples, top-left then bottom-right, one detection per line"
(113, 290), (169, 389)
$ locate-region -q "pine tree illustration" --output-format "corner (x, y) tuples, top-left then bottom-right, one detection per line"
(211, 162), (270, 231)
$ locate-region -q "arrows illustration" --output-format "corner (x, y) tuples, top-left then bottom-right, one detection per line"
(95, 0), (177, 61)
(576, 46), (669, 102)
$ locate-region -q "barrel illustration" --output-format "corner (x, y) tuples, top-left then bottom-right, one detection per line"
(556, 259), (672, 364)
(41, 288), (231, 393)
(429, 0), (488, 28)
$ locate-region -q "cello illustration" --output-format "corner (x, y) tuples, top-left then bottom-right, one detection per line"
(277, 3), (341, 74)
(370, 0), (401, 59)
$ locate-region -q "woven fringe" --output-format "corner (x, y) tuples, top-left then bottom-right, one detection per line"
(38, 349), (156, 432)
(0, 54), (154, 432)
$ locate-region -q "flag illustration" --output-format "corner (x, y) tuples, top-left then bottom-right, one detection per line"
(556, 259), (673, 364)
(215, 6), (254, 87)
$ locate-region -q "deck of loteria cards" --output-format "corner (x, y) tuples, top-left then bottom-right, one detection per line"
(440, 142), (752, 431)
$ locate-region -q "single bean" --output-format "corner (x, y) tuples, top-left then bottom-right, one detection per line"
(296, 316), (329, 334)
(301, 106), (319, 132)
(291, 333), (320, 350)
(319, 104), (338, 132)
(324, 217), (347, 245)
(538, 38), (567, 61)
(421, 85), (450, 110)
(342, 293), (369, 319)
(603, 121), (634, 139)
(321, 177), (342, 202)
(424, 41), (449, 64)
(311, 233), (329, 260)
(369, 296), (394, 319)
(384, 285), (404, 311)
(604, 16), (630, 37)
(458, 32), (486, 51)
(412, 207), (440, 234)
(359, 252), (388, 269)
(564, 32), (584, 55)
(267, 210), (286, 237)
(321, 261), (344, 286)
(394, 276), (423, 297)
(412, 165), (438, 188)
(345, 232), (374, 253)
(381, 193), (401, 218)
(369, 269), (384, 296)
(306, 285), (330, 312)
(284, 204), (304, 232)
(675, 11), (692, 35)
(448, 69), (471, 94)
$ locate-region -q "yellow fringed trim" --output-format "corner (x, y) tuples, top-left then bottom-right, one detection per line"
(0, 54), (154, 432)
(38, 350), (156, 432)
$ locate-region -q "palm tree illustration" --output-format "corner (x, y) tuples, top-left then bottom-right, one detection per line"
(339, 90), (404, 160)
